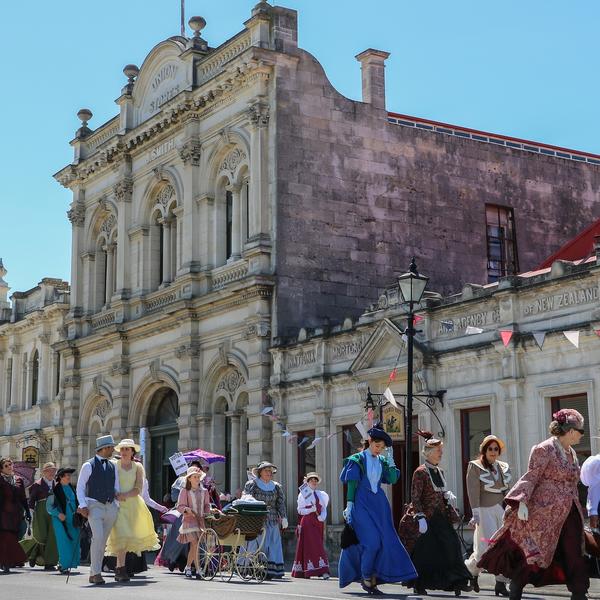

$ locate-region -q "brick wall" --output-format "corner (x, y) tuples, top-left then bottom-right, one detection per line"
(273, 47), (600, 334)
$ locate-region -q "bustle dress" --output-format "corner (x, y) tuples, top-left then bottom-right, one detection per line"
(0, 474), (29, 568)
(291, 489), (330, 578)
(398, 462), (471, 592)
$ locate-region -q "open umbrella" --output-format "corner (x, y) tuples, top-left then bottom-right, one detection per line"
(13, 461), (36, 488)
(182, 449), (226, 464)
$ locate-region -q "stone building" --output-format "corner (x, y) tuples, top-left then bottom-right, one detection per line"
(2, 1), (600, 513)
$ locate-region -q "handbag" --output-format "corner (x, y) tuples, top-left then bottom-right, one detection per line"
(340, 522), (359, 549)
(73, 511), (86, 529)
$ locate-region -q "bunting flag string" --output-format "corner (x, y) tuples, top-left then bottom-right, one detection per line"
(533, 331), (546, 350)
(564, 330), (580, 348)
(500, 330), (514, 347)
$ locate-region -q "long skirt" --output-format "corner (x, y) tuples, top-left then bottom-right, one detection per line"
(478, 503), (589, 596)
(0, 530), (27, 568)
(157, 515), (188, 572)
(464, 503), (507, 582)
(291, 513), (329, 578)
(246, 521), (284, 579)
(103, 553), (147, 576)
(51, 517), (80, 570)
(20, 499), (58, 567)
(406, 509), (471, 591)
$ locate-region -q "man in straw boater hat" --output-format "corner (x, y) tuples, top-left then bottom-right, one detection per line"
(20, 461), (59, 570)
(75, 435), (120, 585)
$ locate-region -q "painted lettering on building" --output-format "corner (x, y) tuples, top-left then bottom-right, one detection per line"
(522, 286), (599, 316)
(331, 340), (363, 360)
(437, 309), (500, 335)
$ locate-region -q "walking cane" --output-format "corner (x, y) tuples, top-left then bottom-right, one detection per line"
(65, 525), (83, 584)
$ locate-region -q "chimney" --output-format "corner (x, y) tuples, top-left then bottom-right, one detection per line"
(355, 49), (391, 110)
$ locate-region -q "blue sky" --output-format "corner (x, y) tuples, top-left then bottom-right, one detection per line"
(2, 0), (600, 296)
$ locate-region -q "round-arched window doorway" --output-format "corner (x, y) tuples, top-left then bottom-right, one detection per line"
(147, 387), (179, 502)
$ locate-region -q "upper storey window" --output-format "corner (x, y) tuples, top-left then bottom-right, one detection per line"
(150, 184), (178, 289)
(485, 204), (519, 282)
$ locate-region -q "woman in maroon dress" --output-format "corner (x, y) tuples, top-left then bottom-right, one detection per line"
(0, 457), (30, 573)
(478, 409), (589, 600)
(291, 472), (330, 579)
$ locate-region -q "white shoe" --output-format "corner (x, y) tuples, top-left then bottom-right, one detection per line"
(184, 567), (193, 579)
(322, 573), (330, 580)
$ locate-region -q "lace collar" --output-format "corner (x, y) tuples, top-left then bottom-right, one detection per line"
(470, 459), (512, 493)
(424, 461), (447, 492)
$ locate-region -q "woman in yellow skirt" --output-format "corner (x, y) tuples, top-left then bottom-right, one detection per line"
(105, 439), (160, 582)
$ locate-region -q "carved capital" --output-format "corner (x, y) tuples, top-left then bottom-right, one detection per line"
(113, 178), (133, 203)
(245, 322), (271, 339)
(111, 358), (130, 376)
(67, 202), (86, 226)
(178, 139), (202, 166)
(62, 374), (81, 389)
(38, 333), (51, 345)
(247, 101), (270, 128)
(175, 343), (201, 358)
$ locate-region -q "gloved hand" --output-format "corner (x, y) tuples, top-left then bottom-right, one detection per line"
(386, 446), (396, 467)
(281, 517), (288, 530)
(317, 511), (326, 522)
(343, 501), (354, 523)
(444, 490), (457, 506)
(469, 507), (480, 527)
(517, 502), (528, 521)
(418, 518), (428, 534)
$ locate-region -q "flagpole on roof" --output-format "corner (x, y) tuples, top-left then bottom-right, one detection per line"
(180, 0), (185, 36)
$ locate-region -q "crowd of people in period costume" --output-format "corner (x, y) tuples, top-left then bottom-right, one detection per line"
(2, 407), (600, 600)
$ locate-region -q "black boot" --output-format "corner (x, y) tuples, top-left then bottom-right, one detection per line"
(471, 576), (480, 593)
(509, 580), (523, 600)
(495, 581), (509, 597)
(570, 594), (588, 600)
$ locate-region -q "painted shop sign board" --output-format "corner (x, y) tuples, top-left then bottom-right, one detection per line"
(383, 404), (405, 442)
(22, 445), (39, 467)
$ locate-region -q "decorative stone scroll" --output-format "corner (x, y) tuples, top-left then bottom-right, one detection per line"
(216, 370), (245, 394)
(94, 396), (112, 427)
(100, 214), (117, 237)
(179, 139), (202, 166)
(219, 148), (247, 177)
(113, 178), (133, 203)
(156, 185), (175, 210)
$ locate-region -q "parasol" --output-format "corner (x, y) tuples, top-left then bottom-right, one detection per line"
(13, 461), (37, 488)
(182, 449), (226, 464)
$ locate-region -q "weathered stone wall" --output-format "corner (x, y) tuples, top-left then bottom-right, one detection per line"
(274, 47), (600, 333)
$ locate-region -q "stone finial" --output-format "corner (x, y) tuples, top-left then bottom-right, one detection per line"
(355, 49), (391, 110)
(76, 108), (93, 139)
(187, 16), (208, 51)
(252, 0), (271, 16)
(121, 64), (139, 96)
(0, 258), (10, 309)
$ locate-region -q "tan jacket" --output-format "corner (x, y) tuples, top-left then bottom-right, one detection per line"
(466, 459), (512, 509)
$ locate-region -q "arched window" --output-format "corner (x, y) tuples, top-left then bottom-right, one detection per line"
(91, 212), (117, 311)
(150, 185), (178, 289)
(31, 350), (39, 407)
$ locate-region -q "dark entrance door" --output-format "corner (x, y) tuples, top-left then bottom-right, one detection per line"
(147, 388), (179, 503)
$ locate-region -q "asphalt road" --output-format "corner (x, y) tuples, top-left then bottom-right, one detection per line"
(1, 567), (598, 600)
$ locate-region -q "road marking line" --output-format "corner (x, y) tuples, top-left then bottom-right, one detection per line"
(204, 587), (345, 600)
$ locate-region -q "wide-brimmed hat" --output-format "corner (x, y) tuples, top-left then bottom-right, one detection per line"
(55, 467), (76, 481)
(479, 435), (505, 454)
(114, 438), (141, 453)
(252, 461), (278, 477)
(95, 435), (116, 451)
(304, 472), (321, 483)
(367, 426), (393, 447)
(417, 429), (443, 448)
(42, 462), (57, 472)
(184, 466), (206, 482)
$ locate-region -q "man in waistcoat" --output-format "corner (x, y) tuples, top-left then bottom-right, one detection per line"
(76, 435), (120, 585)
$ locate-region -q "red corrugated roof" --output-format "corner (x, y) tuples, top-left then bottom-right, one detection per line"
(537, 218), (600, 269)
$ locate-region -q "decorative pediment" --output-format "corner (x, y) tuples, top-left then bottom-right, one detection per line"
(350, 318), (423, 376)
(132, 39), (190, 127)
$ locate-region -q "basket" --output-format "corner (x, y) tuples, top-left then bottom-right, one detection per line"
(205, 512), (238, 538)
(235, 512), (267, 541)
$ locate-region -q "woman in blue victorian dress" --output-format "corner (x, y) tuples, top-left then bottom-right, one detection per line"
(339, 425), (417, 595)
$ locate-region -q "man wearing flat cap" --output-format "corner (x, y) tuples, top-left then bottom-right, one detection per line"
(76, 435), (120, 585)
(20, 462), (59, 570)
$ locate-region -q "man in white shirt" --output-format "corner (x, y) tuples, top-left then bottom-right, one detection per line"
(76, 434), (120, 585)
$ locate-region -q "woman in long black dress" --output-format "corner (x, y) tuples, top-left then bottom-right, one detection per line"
(0, 457), (31, 573)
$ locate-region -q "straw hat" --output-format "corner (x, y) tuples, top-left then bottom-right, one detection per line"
(479, 435), (505, 454)
(184, 466), (206, 482)
(304, 472), (322, 484)
(114, 438), (141, 453)
(42, 462), (57, 472)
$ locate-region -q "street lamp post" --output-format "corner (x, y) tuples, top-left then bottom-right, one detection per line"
(397, 257), (429, 505)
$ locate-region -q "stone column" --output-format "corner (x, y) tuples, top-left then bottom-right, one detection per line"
(75, 435), (89, 469)
(196, 415), (212, 452)
(227, 411), (242, 492)
(66, 189), (86, 314)
(113, 177), (133, 298)
(60, 344), (81, 468)
(313, 406), (331, 495)
(81, 252), (95, 312)
(0, 352), (5, 411)
(239, 412), (248, 485)
(161, 217), (172, 285)
(104, 243), (115, 305)
(227, 184), (242, 261)
(247, 100), (270, 240)
(8, 346), (19, 411)
(38, 334), (51, 404)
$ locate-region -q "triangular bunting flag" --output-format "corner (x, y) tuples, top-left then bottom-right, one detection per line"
(298, 436), (310, 447)
(355, 420), (369, 440)
(500, 330), (513, 347)
(466, 326), (484, 335)
(594, 329), (600, 338)
(413, 314), (424, 325)
(384, 387), (398, 408)
(260, 406), (274, 415)
(564, 331), (580, 348)
(367, 408), (374, 428)
(401, 334), (408, 343)
(282, 430), (291, 438)
(307, 437), (321, 450)
(532, 332), (546, 350)
(344, 430), (353, 446)
(388, 367), (397, 383)
(327, 432), (336, 440)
